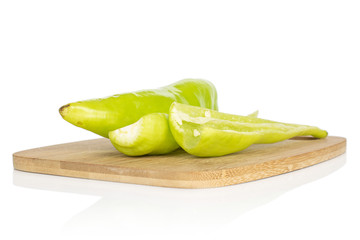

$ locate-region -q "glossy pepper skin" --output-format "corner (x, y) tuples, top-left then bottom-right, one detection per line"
(169, 103), (328, 157)
(59, 79), (218, 138)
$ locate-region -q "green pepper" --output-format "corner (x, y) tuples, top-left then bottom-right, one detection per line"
(109, 110), (259, 156)
(59, 79), (218, 138)
(109, 113), (178, 156)
(169, 102), (328, 157)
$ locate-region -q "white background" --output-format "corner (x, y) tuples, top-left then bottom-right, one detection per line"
(1, 1), (359, 239)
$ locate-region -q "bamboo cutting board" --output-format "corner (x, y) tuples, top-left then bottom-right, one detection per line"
(13, 136), (346, 188)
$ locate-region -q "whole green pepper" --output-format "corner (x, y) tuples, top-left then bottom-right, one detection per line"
(169, 102), (328, 157)
(59, 79), (218, 138)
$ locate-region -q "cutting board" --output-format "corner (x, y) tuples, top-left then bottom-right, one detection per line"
(13, 136), (346, 188)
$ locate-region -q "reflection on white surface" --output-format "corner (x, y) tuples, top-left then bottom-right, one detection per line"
(13, 154), (346, 235)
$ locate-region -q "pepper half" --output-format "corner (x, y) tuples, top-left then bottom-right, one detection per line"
(169, 102), (328, 157)
(109, 113), (178, 156)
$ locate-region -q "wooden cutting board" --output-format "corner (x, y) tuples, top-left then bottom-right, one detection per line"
(13, 136), (346, 188)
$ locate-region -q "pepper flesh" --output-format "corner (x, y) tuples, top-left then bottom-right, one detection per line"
(169, 102), (328, 157)
(59, 79), (218, 138)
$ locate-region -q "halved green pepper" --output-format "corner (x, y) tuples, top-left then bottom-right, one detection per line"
(169, 102), (328, 157)
(109, 110), (259, 156)
(109, 113), (178, 156)
(59, 79), (218, 138)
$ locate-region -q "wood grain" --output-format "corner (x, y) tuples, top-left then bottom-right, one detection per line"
(13, 136), (346, 188)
